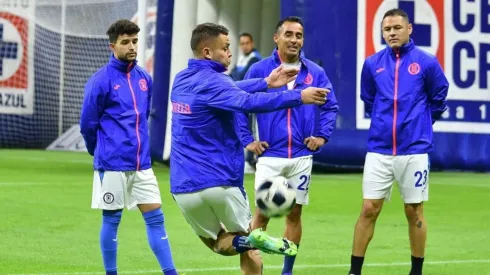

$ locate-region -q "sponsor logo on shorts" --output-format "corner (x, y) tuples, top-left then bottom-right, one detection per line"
(103, 192), (114, 204)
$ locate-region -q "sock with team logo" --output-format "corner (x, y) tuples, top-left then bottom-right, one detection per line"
(143, 208), (177, 275)
(101, 209), (122, 275)
(232, 235), (253, 253)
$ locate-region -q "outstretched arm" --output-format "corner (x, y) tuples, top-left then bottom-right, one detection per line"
(204, 75), (304, 113)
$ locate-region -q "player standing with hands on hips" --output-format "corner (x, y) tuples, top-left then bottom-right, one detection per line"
(80, 19), (178, 275)
(235, 16), (339, 275)
(348, 9), (449, 275)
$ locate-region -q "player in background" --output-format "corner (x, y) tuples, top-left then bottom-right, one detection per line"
(348, 9), (448, 275)
(80, 19), (178, 275)
(235, 16), (339, 275)
(170, 22), (329, 275)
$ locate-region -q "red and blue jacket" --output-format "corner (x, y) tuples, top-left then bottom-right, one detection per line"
(361, 39), (449, 155)
(80, 55), (152, 171)
(236, 49), (339, 158)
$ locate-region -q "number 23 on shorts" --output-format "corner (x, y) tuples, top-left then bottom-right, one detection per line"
(297, 175), (311, 191)
(414, 170), (428, 187)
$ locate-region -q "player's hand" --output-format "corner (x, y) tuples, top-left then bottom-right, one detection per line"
(246, 141), (269, 155)
(304, 136), (326, 151)
(265, 65), (299, 88)
(301, 87), (329, 105)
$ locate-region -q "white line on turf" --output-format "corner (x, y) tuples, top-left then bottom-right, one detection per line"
(5, 259), (490, 275)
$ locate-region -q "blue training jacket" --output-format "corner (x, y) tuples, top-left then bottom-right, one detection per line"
(170, 59), (307, 194)
(80, 55), (152, 171)
(236, 49), (339, 159)
(361, 39), (449, 155)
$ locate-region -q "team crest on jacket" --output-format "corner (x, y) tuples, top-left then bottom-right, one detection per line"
(139, 79), (148, 91)
(408, 63), (420, 75)
(304, 73), (313, 85)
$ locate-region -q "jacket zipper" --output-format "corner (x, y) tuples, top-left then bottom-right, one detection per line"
(287, 84), (299, 159)
(393, 52), (400, 156)
(126, 64), (141, 170)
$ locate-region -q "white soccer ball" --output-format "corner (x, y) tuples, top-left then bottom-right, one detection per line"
(255, 176), (296, 218)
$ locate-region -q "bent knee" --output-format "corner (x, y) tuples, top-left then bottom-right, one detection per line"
(213, 243), (236, 256)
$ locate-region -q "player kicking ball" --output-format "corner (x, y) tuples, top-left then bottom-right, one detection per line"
(170, 22), (329, 275)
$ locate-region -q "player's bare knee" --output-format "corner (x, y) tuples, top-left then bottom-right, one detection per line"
(252, 210), (270, 230)
(285, 204), (302, 225)
(211, 230), (239, 256)
(213, 242), (237, 256)
(361, 200), (383, 220)
(137, 203), (161, 213)
(404, 203), (424, 224)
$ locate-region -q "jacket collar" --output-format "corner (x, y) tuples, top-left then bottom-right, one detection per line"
(188, 58), (227, 73)
(271, 49), (310, 86)
(109, 54), (137, 73)
(389, 38), (415, 56)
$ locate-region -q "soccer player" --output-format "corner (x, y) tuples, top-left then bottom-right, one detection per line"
(170, 22), (329, 275)
(348, 9), (448, 275)
(235, 16), (339, 275)
(80, 19), (178, 275)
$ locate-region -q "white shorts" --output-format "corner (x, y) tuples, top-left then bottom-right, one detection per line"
(172, 186), (252, 240)
(254, 156), (313, 205)
(91, 168), (162, 210)
(362, 152), (430, 203)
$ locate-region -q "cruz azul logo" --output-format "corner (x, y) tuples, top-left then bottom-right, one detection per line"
(0, 8), (35, 115)
(356, 0), (490, 134)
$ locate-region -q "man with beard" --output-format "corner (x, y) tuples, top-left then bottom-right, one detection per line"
(80, 19), (178, 275)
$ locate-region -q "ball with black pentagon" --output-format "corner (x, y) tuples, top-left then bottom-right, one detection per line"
(255, 176), (296, 218)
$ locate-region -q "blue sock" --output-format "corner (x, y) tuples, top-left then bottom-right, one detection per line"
(143, 208), (177, 274)
(232, 235), (253, 253)
(282, 244), (299, 274)
(100, 210), (122, 274)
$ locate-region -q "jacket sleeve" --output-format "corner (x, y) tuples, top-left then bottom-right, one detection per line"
(360, 59), (376, 116)
(203, 74), (303, 113)
(80, 78), (105, 156)
(315, 71), (339, 141)
(234, 112), (255, 147)
(234, 65), (262, 147)
(235, 78), (268, 94)
(147, 75), (153, 120)
(426, 57), (449, 124)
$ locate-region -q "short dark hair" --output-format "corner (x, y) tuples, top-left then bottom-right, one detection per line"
(106, 19), (140, 43)
(190, 23), (229, 52)
(239, 32), (253, 41)
(382, 8), (410, 23)
(275, 16), (304, 33)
